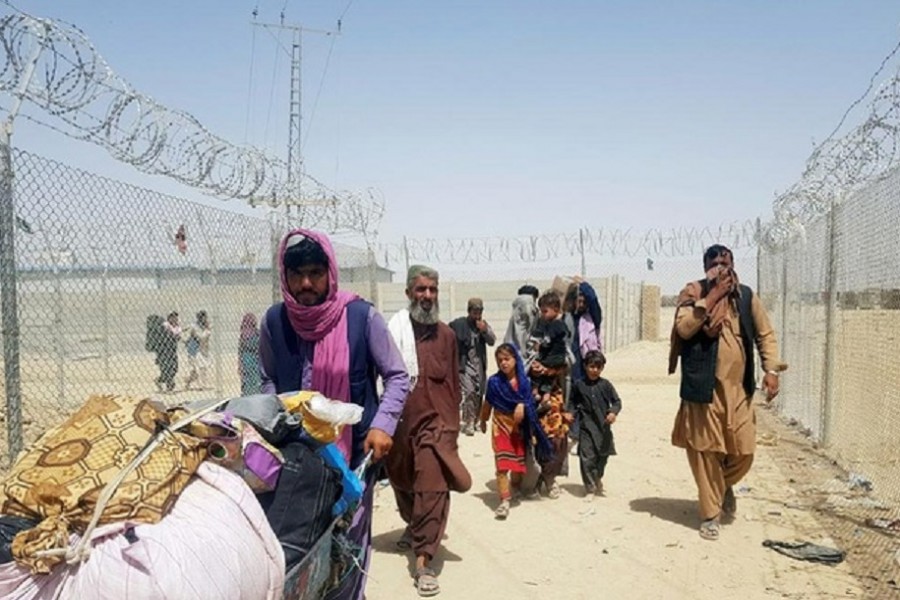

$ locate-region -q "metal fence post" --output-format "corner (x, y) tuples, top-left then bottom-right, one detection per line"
(270, 212), (281, 304)
(755, 218), (762, 292)
(89, 245), (110, 379)
(40, 230), (67, 405)
(211, 264), (223, 397)
(402, 235), (410, 275)
(0, 125), (23, 462)
(2, 27), (45, 461)
(199, 213), (224, 397)
(820, 196), (839, 446)
(780, 246), (789, 363)
(366, 244), (378, 304)
(101, 259), (109, 377)
(579, 227), (587, 278)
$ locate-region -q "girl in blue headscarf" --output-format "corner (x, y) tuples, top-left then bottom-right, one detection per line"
(479, 343), (554, 519)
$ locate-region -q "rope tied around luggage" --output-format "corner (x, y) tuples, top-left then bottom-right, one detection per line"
(32, 397), (236, 567)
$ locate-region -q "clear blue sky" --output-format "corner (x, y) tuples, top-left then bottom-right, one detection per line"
(7, 0), (900, 246)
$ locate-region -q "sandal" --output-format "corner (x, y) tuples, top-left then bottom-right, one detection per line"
(415, 566), (440, 597)
(722, 486), (737, 517)
(547, 481), (560, 499)
(699, 518), (720, 541)
(494, 500), (510, 520)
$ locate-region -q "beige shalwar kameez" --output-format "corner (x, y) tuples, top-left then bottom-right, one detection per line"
(670, 285), (783, 520)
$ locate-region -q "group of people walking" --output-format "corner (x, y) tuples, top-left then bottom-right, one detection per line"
(450, 279), (620, 519)
(150, 227), (783, 598)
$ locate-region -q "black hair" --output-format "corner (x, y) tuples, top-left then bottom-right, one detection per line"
(703, 244), (732, 268)
(284, 237), (329, 272)
(517, 284), (539, 300)
(538, 291), (561, 310)
(495, 342), (517, 359)
(583, 350), (606, 368)
(196, 310), (208, 324)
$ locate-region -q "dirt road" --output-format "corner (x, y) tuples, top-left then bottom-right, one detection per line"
(366, 340), (867, 600)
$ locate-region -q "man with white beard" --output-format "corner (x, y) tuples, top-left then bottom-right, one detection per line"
(386, 265), (472, 598)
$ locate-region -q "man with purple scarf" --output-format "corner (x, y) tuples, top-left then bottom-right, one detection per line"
(259, 229), (410, 600)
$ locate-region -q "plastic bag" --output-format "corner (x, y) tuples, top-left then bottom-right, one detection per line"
(280, 391), (364, 444)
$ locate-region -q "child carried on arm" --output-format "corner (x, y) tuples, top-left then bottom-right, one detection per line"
(528, 292), (574, 499)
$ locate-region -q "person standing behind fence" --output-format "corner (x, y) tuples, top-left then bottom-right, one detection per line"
(238, 312), (261, 396)
(449, 298), (496, 437)
(669, 244), (786, 541)
(156, 311), (181, 393)
(503, 285), (539, 354)
(184, 310), (212, 391)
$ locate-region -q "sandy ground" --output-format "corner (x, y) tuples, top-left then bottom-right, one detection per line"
(365, 340), (874, 600)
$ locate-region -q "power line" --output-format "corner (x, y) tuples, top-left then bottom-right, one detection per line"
(339, 0), (356, 22)
(243, 6), (258, 144)
(302, 30), (338, 153)
(261, 24), (284, 151)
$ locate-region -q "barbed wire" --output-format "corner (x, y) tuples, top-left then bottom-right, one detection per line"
(764, 57), (900, 248)
(379, 219), (761, 267)
(0, 8), (383, 235)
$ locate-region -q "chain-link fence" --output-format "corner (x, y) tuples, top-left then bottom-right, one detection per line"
(0, 146), (664, 467)
(367, 242), (765, 394)
(0, 145), (388, 465)
(375, 234), (761, 367)
(759, 166), (900, 505)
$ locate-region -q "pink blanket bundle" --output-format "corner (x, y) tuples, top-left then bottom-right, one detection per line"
(0, 462), (286, 599)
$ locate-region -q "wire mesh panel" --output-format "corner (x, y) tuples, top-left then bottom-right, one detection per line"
(830, 168), (900, 504)
(777, 216), (830, 441)
(0, 149), (383, 465)
(758, 166), (900, 504)
(1, 146), (750, 470)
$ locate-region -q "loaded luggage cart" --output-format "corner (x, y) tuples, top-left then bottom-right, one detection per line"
(0, 391), (370, 600)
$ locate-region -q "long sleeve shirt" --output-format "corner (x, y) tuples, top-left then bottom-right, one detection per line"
(675, 291), (784, 374)
(259, 305), (409, 437)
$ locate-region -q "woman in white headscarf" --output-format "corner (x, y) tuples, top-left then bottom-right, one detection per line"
(503, 285), (539, 356)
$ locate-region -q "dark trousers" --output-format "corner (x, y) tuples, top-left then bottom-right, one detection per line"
(155, 352), (178, 390)
(579, 454), (609, 489)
